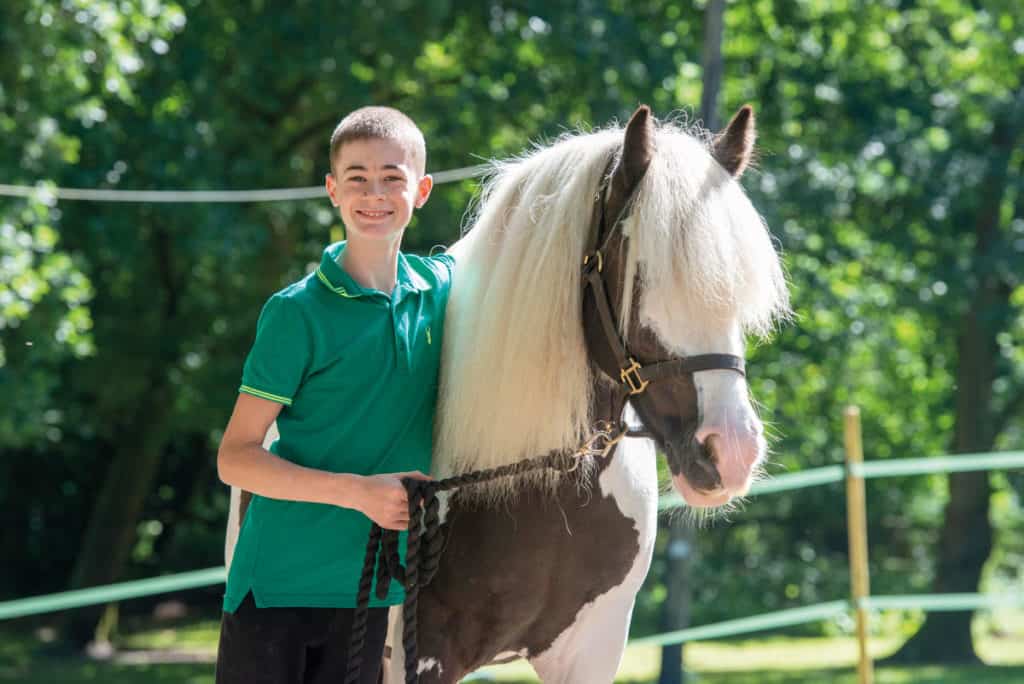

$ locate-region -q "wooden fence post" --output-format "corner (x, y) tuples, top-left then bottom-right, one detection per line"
(844, 405), (874, 684)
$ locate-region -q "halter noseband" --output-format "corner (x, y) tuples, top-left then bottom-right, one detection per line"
(581, 152), (746, 415)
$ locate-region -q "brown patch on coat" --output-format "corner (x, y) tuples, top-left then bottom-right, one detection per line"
(411, 454), (639, 682)
(238, 489), (252, 525)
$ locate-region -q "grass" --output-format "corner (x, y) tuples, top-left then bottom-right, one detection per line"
(2, 614), (1023, 683)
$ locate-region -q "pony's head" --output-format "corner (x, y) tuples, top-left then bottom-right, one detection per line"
(583, 105), (789, 508)
(437, 105), (789, 508)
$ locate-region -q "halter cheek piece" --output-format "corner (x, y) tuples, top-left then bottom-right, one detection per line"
(581, 152), (746, 436)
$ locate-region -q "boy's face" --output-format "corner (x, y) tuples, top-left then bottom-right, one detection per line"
(325, 138), (432, 243)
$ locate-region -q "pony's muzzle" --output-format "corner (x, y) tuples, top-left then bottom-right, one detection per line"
(702, 430), (764, 496)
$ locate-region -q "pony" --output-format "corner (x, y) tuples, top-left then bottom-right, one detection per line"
(226, 104), (790, 684)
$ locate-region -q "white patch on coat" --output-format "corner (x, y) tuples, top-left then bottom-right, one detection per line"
(225, 485), (240, 569)
(224, 422), (279, 570)
(528, 433), (659, 684)
(383, 606), (405, 684)
(493, 650), (529, 662)
(417, 657), (442, 675)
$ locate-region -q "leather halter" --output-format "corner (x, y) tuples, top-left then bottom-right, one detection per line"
(581, 151), (746, 432)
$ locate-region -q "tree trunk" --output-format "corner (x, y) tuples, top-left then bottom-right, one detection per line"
(659, 3), (725, 683)
(658, 523), (695, 684)
(60, 225), (184, 647)
(886, 88), (1023, 664)
(61, 385), (176, 645)
(699, 0), (725, 133)
(888, 320), (995, 664)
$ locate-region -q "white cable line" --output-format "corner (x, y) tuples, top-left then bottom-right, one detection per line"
(0, 163), (491, 204)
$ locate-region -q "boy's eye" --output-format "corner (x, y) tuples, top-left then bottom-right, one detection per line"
(386, 176), (404, 182)
(347, 176), (366, 182)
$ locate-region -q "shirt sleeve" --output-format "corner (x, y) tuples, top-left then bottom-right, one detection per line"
(239, 295), (310, 406)
(428, 252), (455, 288)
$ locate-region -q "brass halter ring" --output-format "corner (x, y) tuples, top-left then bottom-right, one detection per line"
(565, 420), (627, 472)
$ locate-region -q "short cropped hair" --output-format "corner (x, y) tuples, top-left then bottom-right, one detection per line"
(329, 106), (426, 175)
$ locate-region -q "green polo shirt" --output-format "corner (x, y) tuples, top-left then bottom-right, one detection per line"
(223, 241), (453, 613)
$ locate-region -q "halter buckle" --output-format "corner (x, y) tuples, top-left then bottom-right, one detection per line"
(620, 357), (649, 395)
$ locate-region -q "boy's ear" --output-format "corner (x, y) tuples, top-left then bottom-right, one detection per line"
(415, 174), (434, 208)
(325, 172), (339, 207)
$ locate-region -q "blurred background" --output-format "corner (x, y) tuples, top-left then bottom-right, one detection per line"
(1, 0), (1022, 682)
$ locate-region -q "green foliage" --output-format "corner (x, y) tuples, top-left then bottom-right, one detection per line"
(0, 196), (93, 447)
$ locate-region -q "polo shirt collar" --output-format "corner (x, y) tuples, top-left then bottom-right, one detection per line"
(315, 241), (431, 298)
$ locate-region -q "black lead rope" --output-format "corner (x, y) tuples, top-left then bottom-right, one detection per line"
(344, 479), (443, 684)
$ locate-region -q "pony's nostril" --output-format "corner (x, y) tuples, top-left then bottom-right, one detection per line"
(680, 436), (722, 492)
(695, 454), (718, 478)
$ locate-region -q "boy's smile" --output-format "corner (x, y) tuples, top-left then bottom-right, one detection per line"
(325, 138), (432, 242)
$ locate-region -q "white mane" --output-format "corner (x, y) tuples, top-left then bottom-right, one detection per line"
(434, 122), (789, 496)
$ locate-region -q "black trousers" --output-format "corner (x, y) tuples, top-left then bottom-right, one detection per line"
(215, 592), (389, 684)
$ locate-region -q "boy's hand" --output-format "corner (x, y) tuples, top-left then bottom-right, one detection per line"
(351, 471), (432, 530)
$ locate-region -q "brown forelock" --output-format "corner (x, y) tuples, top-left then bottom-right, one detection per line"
(409, 442), (639, 680)
(711, 104), (756, 178)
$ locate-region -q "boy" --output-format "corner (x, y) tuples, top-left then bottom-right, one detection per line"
(215, 106), (453, 684)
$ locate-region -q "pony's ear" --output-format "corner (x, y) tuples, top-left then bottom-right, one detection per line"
(606, 105), (654, 225)
(712, 105), (756, 177)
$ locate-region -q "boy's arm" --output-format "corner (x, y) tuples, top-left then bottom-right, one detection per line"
(217, 393), (427, 530)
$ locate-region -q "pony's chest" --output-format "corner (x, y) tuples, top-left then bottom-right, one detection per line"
(597, 437), (660, 561)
